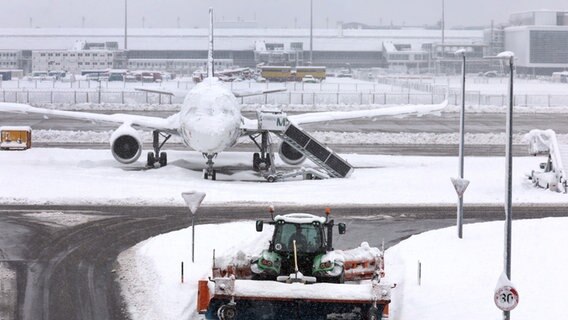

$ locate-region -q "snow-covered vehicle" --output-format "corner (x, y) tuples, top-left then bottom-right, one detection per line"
(301, 74), (318, 83)
(198, 210), (392, 320)
(526, 129), (568, 192)
(251, 213), (346, 283)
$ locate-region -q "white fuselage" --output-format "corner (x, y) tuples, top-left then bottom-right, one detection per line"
(178, 78), (243, 154)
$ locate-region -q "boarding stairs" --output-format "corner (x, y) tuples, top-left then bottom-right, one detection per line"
(275, 123), (354, 178)
(256, 110), (354, 179)
(526, 129), (568, 192)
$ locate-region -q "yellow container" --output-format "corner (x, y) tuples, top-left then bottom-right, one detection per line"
(0, 126), (32, 150)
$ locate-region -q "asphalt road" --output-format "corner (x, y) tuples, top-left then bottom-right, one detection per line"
(1, 204), (567, 320)
(2, 111), (568, 134)
(0, 110), (551, 156)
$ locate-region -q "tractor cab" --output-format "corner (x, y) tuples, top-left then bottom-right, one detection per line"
(252, 211), (346, 282)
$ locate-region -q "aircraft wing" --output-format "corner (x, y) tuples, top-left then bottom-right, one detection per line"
(232, 87), (287, 98)
(0, 102), (180, 133)
(287, 100), (448, 125)
(134, 87), (187, 97)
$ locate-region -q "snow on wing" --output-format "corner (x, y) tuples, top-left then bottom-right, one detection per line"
(287, 100), (448, 125)
(232, 87), (287, 98)
(0, 102), (179, 133)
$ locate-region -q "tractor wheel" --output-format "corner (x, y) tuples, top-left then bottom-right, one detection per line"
(217, 303), (237, 320)
(366, 305), (380, 320)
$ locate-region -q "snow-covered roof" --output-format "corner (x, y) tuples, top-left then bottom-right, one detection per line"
(0, 126), (32, 132)
(274, 213), (326, 224)
(0, 28), (483, 52)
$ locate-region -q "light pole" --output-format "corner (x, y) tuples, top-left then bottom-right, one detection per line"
(124, 0), (128, 50)
(486, 51), (515, 320)
(451, 49), (469, 239)
(309, 0), (313, 65)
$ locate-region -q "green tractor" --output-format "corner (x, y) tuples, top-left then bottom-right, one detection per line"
(251, 211), (346, 283)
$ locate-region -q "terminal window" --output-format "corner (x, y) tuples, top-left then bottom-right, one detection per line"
(530, 30), (568, 64)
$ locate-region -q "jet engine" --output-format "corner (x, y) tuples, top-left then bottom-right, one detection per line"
(110, 125), (143, 164)
(278, 141), (306, 165)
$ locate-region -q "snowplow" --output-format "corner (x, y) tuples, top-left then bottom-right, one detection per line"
(197, 209), (393, 320)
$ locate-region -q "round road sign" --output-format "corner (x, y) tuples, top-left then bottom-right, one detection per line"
(494, 286), (519, 311)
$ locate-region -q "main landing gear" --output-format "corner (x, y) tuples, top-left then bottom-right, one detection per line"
(146, 130), (171, 168)
(250, 132), (275, 173)
(203, 153), (218, 180)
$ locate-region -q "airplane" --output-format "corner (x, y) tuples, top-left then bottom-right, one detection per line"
(0, 8), (447, 181)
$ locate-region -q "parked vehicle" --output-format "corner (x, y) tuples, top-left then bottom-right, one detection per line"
(301, 74), (318, 83)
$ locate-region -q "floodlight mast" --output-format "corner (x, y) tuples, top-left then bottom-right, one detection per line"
(124, 0), (128, 50)
(309, 0), (313, 64)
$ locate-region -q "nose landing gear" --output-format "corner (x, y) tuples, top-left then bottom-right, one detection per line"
(203, 153), (218, 180)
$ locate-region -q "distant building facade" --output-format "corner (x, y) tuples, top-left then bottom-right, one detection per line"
(0, 50), (31, 75)
(505, 10), (568, 75)
(0, 27), (483, 75)
(128, 58), (233, 74)
(31, 41), (126, 74)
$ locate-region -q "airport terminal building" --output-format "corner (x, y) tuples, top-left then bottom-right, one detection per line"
(0, 27), (482, 75)
(1, 10), (568, 77)
(505, 10), (568, 75)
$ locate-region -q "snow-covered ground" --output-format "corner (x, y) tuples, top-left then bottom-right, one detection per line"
(0, 148), (566, 206)
(387, 217), (567, 319)
(117, 218), (568, 320)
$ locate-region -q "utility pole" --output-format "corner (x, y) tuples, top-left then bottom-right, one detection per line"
(486, 51), (516, 320)
(124, 0), (128, 50)
(441, 0), (445, 46)
(503, 52), (515, 320)
(309, 0), (313, 65)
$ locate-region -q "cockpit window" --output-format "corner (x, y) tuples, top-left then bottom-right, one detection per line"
(184, 93), (236, 117)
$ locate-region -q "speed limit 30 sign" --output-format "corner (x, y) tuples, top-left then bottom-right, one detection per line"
(494, 286), (519, 311)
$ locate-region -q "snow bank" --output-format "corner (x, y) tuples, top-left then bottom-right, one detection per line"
(386, 217), (568, 319)
(116, 221), (272, 320)
(31, 129), (568, 145)
(118, 218), (568, 320)
(1, 148), (567, 206)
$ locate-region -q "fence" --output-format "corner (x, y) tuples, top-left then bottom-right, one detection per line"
(0, 89), (447, 105)
(2, 88), (568, 107)
(1, 78), (568, 107)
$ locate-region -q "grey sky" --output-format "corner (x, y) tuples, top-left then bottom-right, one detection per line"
(1, 0), (566, 29)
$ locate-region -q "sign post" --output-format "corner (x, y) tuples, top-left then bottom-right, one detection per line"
(494, 273), (519, 312)
(181, 191), (206, 263)
(486, 51), (516, 320)
(452, 49), (468, 239)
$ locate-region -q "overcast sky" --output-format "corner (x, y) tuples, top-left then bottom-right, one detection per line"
(1, 0), (566, 29)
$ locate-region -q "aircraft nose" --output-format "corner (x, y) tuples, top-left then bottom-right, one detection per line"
(185, 117), (236, 153)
